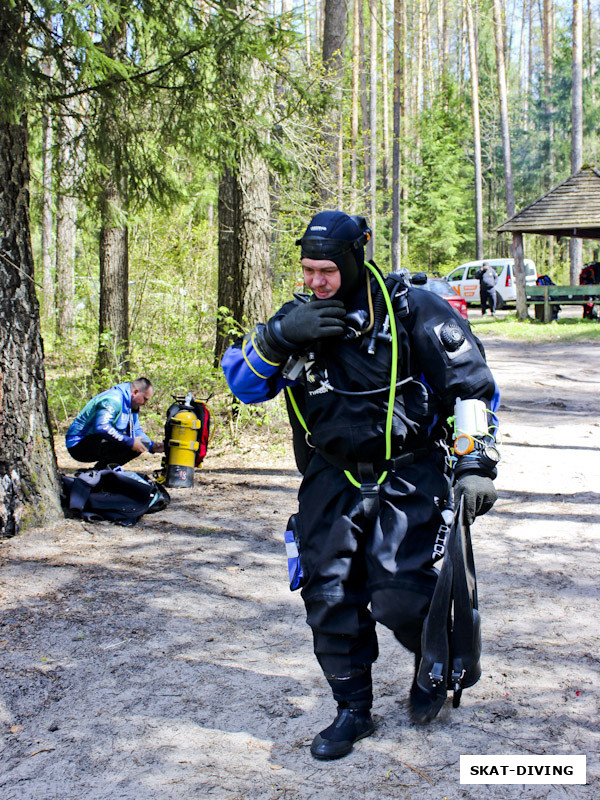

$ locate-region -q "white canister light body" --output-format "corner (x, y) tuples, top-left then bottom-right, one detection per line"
(454, 397), (488, 438)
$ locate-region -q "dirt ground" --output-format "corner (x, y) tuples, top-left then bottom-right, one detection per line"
(1, 331), (599, 800)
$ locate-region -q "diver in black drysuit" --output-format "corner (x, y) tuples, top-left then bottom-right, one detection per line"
(221, 211), (500, 760)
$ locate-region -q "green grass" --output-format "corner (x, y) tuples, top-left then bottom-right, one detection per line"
(469, 312), (600, 342)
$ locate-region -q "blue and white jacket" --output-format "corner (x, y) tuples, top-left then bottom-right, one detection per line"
(66, 382), (153, 451)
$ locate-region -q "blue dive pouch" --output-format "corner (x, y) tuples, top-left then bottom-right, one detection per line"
(284, 515), (304, 591)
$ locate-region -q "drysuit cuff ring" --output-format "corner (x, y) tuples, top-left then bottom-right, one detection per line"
(453, 455), (497, 482)
(254, 322), (294, 363)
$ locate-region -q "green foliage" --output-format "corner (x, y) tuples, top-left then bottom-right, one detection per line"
(405, 89), (473, 269)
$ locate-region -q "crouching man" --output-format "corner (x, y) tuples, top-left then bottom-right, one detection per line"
(66, 377), (164, 469)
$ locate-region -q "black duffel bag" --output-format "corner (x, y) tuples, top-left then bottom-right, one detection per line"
(61, 466), (170, 526)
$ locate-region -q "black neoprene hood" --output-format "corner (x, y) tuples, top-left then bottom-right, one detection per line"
(296, 210), (370, 299)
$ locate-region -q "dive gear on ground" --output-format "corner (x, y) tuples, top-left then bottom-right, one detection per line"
(162, 393), (212, 487)
(60, 466), (170, 526)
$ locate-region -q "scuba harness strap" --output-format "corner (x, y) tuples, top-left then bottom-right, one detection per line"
(285, 263), (404, 520)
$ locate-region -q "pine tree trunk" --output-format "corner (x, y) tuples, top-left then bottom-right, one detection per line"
(492, 0), (528, 319)
(523, 0), (531, 130)
(99, 183), (129, 375)
(97, 16), (129, 377)
(401, 0), (409, 264)
(304, 0), (312, 66)
(466, 0), (484, 259)
(391, 0), (403, 270)
(40, 23), (54, 324)
(0, 117), (62, 537)
(543, 0), (555, 181)
(350, 0), (360, 213)
(55, 111), (78, 343)
(215, 154), (272, 362)
(360, 0), (370, 192)
(587, 0), (595, 101)
(369, 0), (378, 242)
(41, 104), (54, 321)
(214, 34), (272, 364)
(570, 0), (583, 283)
(381, 0), (391, 216)
(322, 0), (347, 207)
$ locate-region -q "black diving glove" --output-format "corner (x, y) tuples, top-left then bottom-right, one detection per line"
(453, 473), (497, 526)
(265, 299), (346, 355)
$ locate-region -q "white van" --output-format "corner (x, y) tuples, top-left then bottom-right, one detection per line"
(444, 258), (538, 307)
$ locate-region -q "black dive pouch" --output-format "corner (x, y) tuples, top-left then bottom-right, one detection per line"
(283, 514), (304, 591)
(416, 496), (481, 709)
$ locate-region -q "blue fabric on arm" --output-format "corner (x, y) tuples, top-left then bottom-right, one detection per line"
(94, 398), (135, 448)
(221, 336), (291, 404)
(66, 381), (151, 450)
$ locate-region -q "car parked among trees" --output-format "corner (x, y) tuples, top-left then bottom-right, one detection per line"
(410, 273), (468, 319)
(444, 258), (538, 307)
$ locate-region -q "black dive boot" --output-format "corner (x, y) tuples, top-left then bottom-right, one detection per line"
(310, 707), (375, 760)
(409, 653), (447, 724)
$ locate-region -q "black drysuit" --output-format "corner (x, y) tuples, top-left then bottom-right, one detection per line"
(221, 280), (499, 708)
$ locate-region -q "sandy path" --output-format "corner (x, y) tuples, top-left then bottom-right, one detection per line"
(0, 336), (598, 799)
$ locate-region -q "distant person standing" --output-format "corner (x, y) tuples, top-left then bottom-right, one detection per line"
(475, 262), (498, 316)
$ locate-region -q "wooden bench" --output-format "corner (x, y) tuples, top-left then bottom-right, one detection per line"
(525, 285), (600, 323)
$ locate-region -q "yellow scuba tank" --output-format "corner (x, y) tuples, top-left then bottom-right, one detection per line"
(164, 393), (203, 488)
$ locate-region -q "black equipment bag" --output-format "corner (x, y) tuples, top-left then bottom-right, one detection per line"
(60, 467), (170, 526)
(416, 496), (482, 708)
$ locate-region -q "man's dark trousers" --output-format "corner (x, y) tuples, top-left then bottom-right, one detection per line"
(481, 287), (497, 315)
(67, 434), (140, 469)
(295, 451), (451, 707)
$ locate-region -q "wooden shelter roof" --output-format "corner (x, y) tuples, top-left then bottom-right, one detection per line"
(496, 165), (600, 240)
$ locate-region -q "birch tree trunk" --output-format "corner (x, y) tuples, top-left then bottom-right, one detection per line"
(0, 117), (61, 537)
(570, 0), (583, 283)
(492, 0), (528, 319)
(466, 0), (483, 260)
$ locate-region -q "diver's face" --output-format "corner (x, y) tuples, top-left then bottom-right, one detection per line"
(301, 259), (341, 300)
